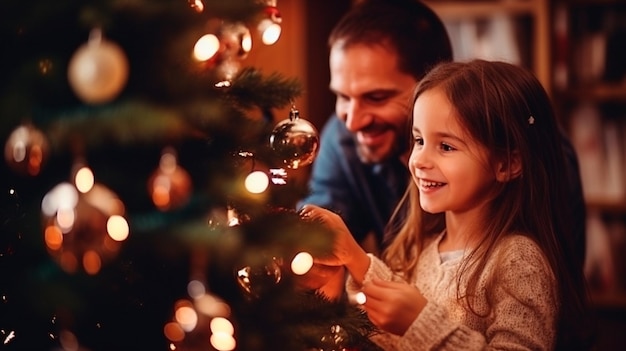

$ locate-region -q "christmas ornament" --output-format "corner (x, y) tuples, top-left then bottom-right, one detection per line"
(235, 254), (282, 299)
(269, 107), (319, 169)
(220, 21), (252, 61)
(41, 176), (129, 274)
(148, 148), (192, 211)
(195, 20), (251, 84)
(67, 28), (129, 104)
(318, 324), (350, 351)
(4, 123), (49, 176)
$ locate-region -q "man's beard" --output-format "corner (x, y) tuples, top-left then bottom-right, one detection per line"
(354, 130), (408, 165)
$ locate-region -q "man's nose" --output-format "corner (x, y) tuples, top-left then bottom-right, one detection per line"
(341, 101), (371, 132)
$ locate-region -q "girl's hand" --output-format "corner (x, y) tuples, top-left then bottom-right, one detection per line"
(299, 204), (371, 283)
(360, 279), (427, 336)
(299, 204), (360, 266)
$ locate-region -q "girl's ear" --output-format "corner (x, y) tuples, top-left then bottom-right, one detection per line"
(495, 151), (522, 182)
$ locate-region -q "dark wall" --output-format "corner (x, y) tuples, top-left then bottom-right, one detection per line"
(304, 0), (352, 130)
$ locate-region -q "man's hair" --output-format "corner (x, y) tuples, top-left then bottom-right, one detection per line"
(329, 0), (453, 80)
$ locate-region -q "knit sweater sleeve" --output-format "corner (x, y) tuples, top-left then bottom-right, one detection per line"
(346, 236), (558, 351)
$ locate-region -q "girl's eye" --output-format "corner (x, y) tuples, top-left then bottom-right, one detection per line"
(414, 137), (424, 146)
(441, 143), (455, 152)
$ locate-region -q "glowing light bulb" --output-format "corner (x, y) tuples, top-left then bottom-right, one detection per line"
(210, 332), (236, 351)
(175, 305), (198, 332)
(244, 171), (269, 194)
(75, 166), (94, 193)
(355, 291), (367, 305)
(291, 251), (313, 275)
(259, 19), (281, 45)
(194, 34), (220, 61)
(107, 215), (129, 241)
(241, 30), (252, 53)
(210, 317), (234, 335)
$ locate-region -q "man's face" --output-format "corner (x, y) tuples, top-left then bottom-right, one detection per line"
(329, 43), (417, 164)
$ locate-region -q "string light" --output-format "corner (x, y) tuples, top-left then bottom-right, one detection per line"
(258, 0), (282, 45)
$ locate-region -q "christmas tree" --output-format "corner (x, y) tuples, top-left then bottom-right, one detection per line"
(0, 0), (381, 350)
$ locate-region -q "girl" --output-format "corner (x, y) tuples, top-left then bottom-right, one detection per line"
(300, 60), (593, 350)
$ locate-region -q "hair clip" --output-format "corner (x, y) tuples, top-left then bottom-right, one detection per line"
(528, 116), (535, 125)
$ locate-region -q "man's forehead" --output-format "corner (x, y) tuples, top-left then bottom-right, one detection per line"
(329, 45), (415, 96)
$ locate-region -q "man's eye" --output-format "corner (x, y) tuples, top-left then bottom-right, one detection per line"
(366, 94), (391, 103)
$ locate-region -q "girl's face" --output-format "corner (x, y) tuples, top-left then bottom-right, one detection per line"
(409, 87), (499, 216)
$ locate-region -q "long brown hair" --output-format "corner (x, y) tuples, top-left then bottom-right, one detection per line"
(383, 60), (594, 350)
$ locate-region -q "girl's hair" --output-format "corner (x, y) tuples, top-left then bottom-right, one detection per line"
(328, 0), (452, 80)
(383, 59), (594, 350)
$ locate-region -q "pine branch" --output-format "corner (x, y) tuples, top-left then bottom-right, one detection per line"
(226, 67), (304, 111)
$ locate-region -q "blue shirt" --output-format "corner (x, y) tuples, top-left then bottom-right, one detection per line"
(297, 116), (408, 247)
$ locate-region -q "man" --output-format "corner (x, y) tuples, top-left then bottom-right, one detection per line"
(298, 0), (451, 254)
(299, 0), (586, 268)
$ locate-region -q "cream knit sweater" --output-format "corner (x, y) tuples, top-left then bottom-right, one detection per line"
(346, 233), (558, 350)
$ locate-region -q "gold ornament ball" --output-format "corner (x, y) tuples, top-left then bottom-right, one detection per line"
(269, 112), (319, 169)
(68, 35), (129, 104)
(4, 123), (49, 176)
(148, 165), (193, 211)
(41, 182), (128, 275)
(147, 149), (192, 211)
(235, 255), (282, 299)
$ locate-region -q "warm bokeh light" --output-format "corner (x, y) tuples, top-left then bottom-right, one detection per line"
(259, 20), (281, 45)
(107, 215), (129, 241)
(194, 34), (220, 61)
(160, 150), (177, 172)
(210, 332), (236, 351)
(83, 250), (102, 275)
(290, 251), (313, 275)
(210, 317), (234, 335)
(56, 208), (75, 232)
(175, 305), (198, 332)
(44, 225), (63, 250)
(164, 322), (185, 342)
(355, 291), (367, 305)
(241, 31), (252, 52)
(187, 280), (206, 299)
(151, 180), (170, 208)
(75, 166), (95, 193)
(189, 0), (204, 13)
(195, 294), (231, 318)
(244, 170), (269, 194)
(41, 182), (79, 216)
